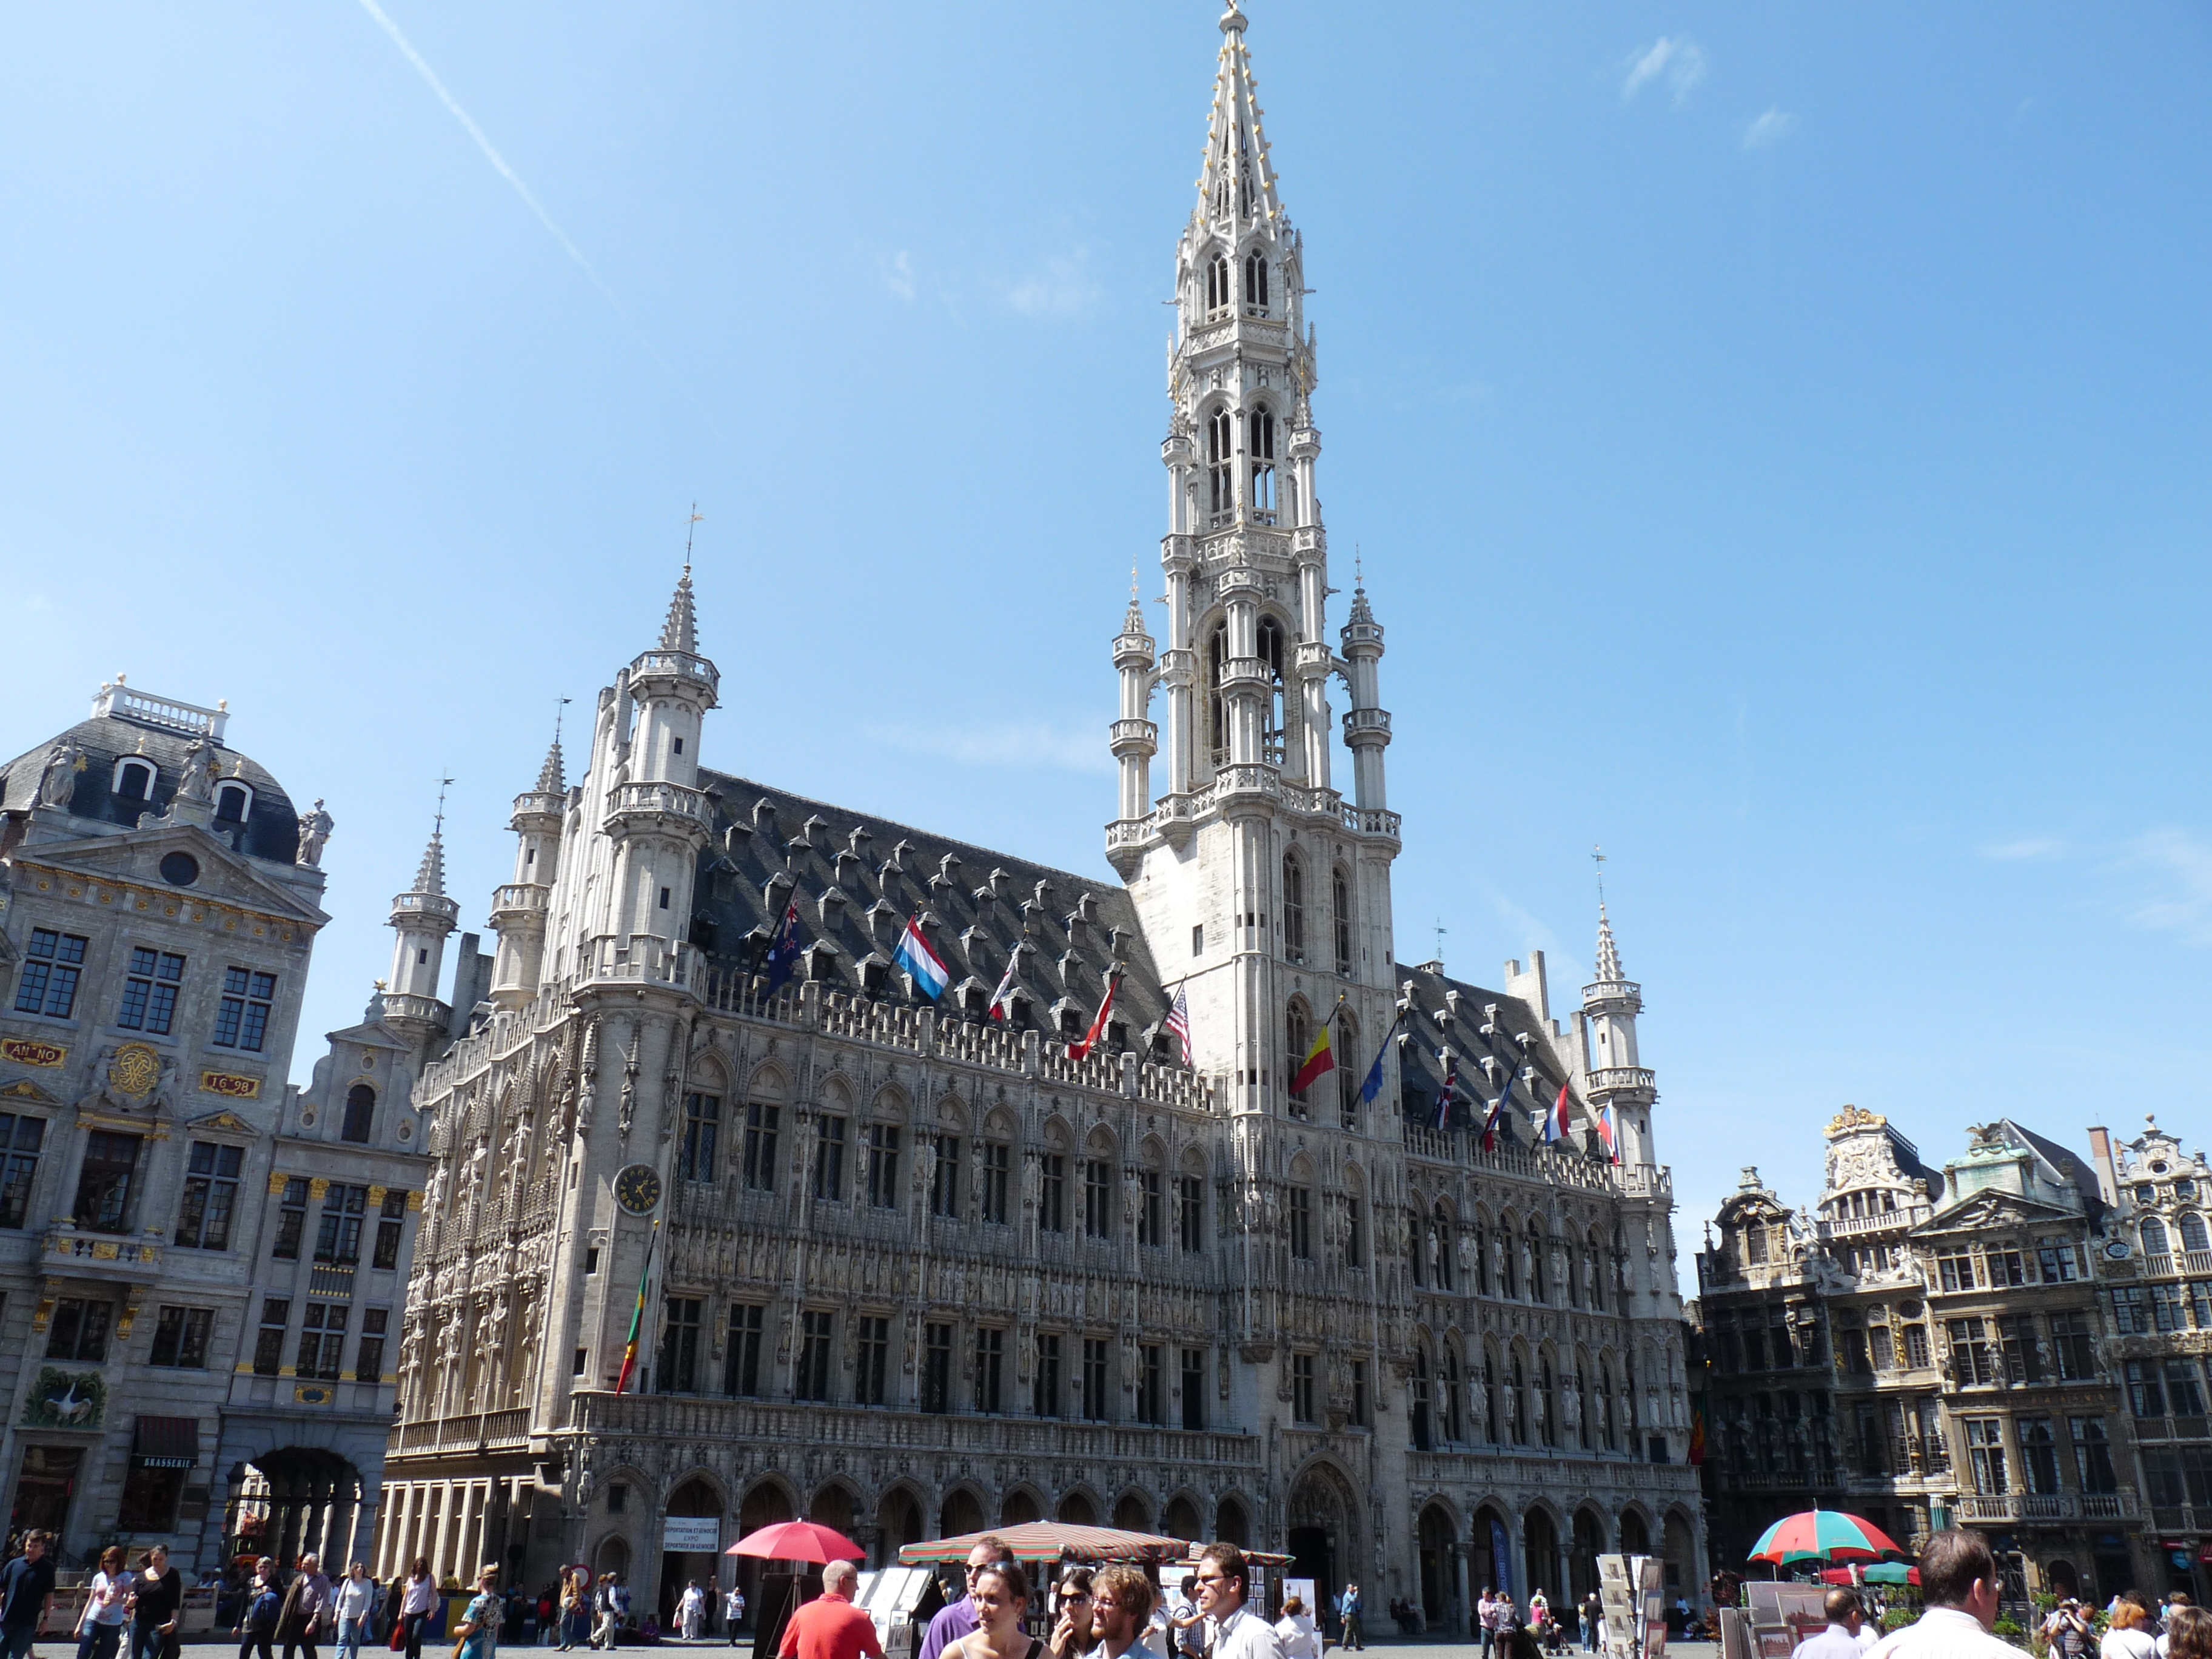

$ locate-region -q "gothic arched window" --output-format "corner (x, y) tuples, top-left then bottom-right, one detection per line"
(1600, 1360), (1618, 1450)
(1539, 1357), (1558, 1447)
(1256, 615), (1286, 763)
(1282, 854), (1306, 966)
(1206, 253), (1232, 315)
(1498, 1224), (1518, 1299)
(1206, 623), (1228, 766)
(1332, 866), (1353, 976)
(1507, 1353), (1526, 1444)
(1335, 1011), (1359, 1128)
(1564, 1240), (1581, 1309)
(1207, 407), (1235, 519)
(1432, 1204), (1453, 1292)
(1247, 406), (1277, 518)
(1529, 1221), (1549, 1302)
(1483, 1352), (1500, 1443)
(1242, 251), (1268, 312)
(1443, 1349), (1463, 1443)
(1411, 1345), (1433, 1451)
(1285, 1001), (1310, 1114)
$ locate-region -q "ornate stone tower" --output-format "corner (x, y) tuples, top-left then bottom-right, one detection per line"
(384, 818), (459, 1037)
(1109, 0), (1401, 1119)
(1581, 904), (1658, 1167)
(488, 734), (566, 1010)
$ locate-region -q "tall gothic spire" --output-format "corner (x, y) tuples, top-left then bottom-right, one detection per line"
(660, 566), (699, 655)
(1594, 903), (1624, 984)
(534, 734), (565, 794)
(1199, 2), (1282, 229)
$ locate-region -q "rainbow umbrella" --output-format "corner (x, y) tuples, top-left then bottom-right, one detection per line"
(1748, 1510), (1903, 1566)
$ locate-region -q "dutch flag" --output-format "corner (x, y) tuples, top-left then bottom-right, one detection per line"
(893, 917), (950, 1001)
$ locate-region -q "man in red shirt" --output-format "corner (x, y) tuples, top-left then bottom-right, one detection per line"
(779, 1563), (883, 1659)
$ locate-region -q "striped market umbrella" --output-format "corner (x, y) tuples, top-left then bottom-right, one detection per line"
(1748, 1510), (1904, 1566)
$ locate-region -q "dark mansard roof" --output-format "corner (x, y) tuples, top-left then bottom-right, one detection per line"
(688, 771), (1179, 1057)
(0, 713), (300, 864)
(1390, 964), (1610, 1162)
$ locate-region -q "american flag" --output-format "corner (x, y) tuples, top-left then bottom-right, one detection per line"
(1164, 984), (1191, 1065)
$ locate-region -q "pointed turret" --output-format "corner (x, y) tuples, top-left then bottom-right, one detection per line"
(386, 813), (461, 1024)
(1107, 585), (1159, 862)
(1199, 2), (1283, 230)
(1594, 903), (1624, 984)
(659, 566), (699, 655)
(491, 728), (569, 1010)
(1339, 571), (1392, 817)
(534, 735), (565, 794)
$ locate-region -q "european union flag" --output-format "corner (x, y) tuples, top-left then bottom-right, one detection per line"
(762, 900), (803, 994)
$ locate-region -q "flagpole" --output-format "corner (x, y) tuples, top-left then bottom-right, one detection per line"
(612, 1218), (661, 1396)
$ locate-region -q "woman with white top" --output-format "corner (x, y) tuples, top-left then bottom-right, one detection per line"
(1273, 1598), (1320, 1659)
(333, 1564), (378, 1659)
(397, 1560), (438, 1659)
(2105, 1598), (2160, 1659)
(74, 1547), (130, 1659)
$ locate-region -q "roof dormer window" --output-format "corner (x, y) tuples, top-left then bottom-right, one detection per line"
(113, 759), (155, 802)
(215, 781), (252, 823)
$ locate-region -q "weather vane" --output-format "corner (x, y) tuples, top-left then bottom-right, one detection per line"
(683, 502), (703, 572)
(1593, 843), (1607, 905)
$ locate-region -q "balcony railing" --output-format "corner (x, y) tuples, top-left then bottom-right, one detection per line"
(1955, 1489), (2139, 1523)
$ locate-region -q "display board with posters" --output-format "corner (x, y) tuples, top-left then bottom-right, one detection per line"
(1285, 1580), (1316, 1620)
(853, 1567), (936, 1659)
(1598, 1555), (1668, 1659)
(1744, 1583), (1829, 1659)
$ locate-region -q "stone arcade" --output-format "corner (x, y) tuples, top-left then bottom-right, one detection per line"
(375, 4), (1704, 1627)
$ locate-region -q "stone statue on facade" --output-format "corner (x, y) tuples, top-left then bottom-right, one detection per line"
(36, 740), (81, 809)
(177, 740), (216, 803)
(296, 799), (334, 865)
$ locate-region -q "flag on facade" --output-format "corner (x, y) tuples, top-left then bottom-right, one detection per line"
(1689, 1393), (1708, 1466)
(1358, 1007), (1406, 1105)
(1481, 1076), (1511, 1152)
(987, 947), (1022, 1021)
(1594, 1102), (1620, 1164)
(1432, 1047), (1458, 1131)
(1164, 984), (1192, 1065)
(612, 1219), (660, 1396)
(1068, 968), (1124, 1061)
(1290, 1013), (1335, 1096)
(762, 900), (803, 995)
(1540, 1079), (1572, 1145)
(892, 917), (950, 1000)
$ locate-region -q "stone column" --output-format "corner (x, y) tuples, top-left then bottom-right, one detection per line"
(431, 1481), (457, 1583)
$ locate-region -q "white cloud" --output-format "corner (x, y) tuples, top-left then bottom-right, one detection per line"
(1623, 37), (1706, 106)
(994, 246), (1101, 320)
(866, 721), (1113, 775)
(879, 250), (915, 302)
(1979, 836), (2068, 862)
(1742, 107), (1797, 151)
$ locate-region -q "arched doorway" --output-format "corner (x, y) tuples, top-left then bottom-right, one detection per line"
(1523, 1509), (1562, 1603)
(1216, 1496), (1250, 1547)
(1661, 1510), (1697, 1600)
(1570, 1509), (1606, 1602)
(1471, 1508), (1512, 1598)
(811, 1485), (857, 1533)
(1057, 1493), (1098, 1528)
(1000, 1490), (1041, 1527)
(1619, 1510), (1650, 1557)
(2046, 1560), (2080, 1601)
(941, 1489), (985, 1538)
(1418, 1503), (1456, 1627)
(876, 1490), (924, 1569)
(1114, 1493), (1151, 1533)
(231, 1449), (366, 1571)
(1287, 1464), (1358, 1634)
(595, 1535), (632, 1583)
(1162, 1496), (1202, 1542)
(661, 1478), (725, 1628)
(733, 1482), (796, 1628)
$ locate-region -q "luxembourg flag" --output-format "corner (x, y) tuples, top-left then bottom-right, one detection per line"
(893, 917), (950, 1001)
(1594, 1102), (1621, 1165)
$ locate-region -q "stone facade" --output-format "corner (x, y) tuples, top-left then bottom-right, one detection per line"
(0, 681), (432, 1572)
(1694, 1112), (2142, 1612)
(375, 2), (1704, 1629)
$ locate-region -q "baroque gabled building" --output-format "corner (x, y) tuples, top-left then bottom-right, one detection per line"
(0, 680), (435, 1572)
(376, 2), (1703, 1629)
(1695, 1112), (2142, 1614)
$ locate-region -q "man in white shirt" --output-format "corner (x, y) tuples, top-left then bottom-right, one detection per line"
(1792, 1591), (1869, 1659)
(1193, 1546), (1285, 1659)
(1865, 1533), (2028, 1659)
(1093, 1567), (1165, 1659)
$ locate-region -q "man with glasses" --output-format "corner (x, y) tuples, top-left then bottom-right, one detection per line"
(1192, 1546), (1284, 1659)
(918, 1538), (1021, 1659)
(1091, 1568), (1162, 1659)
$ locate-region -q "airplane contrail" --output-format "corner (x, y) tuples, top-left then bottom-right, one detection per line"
(352, 0), (690, 395)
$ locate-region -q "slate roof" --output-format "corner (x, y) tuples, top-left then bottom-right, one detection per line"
(0, 713), (300, 865)
(1388, 963), (1610, 1161)
(689, 771), (1179, 1058)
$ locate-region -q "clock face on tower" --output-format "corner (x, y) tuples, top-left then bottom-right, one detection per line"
(614, 1163), (663, 1216)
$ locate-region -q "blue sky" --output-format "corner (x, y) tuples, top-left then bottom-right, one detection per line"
(2, 3), (2207, 1235)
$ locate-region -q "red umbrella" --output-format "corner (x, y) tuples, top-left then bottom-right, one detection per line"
(725, 1521), (866, 1563)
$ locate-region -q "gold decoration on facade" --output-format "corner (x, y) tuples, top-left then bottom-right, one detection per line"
(199, 1070), (261, 1099)
(109, 1044), (161, 1096)
(0, 1038), (67, 1068)
(1824, 1103), (1886, 1138)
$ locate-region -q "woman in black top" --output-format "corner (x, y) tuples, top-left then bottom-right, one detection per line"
(126, 1546), (183, 1659)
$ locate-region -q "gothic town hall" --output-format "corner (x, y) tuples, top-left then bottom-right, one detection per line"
(376, 4), (1706, 1629)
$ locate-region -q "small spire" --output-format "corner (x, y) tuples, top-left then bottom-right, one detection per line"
(659, 566), (698, 654)
(413, 781), (452, 896)
(1197, 0), (1280, 226)
(1594, 903), (1624, 983)
(537, 699), (571, 792)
